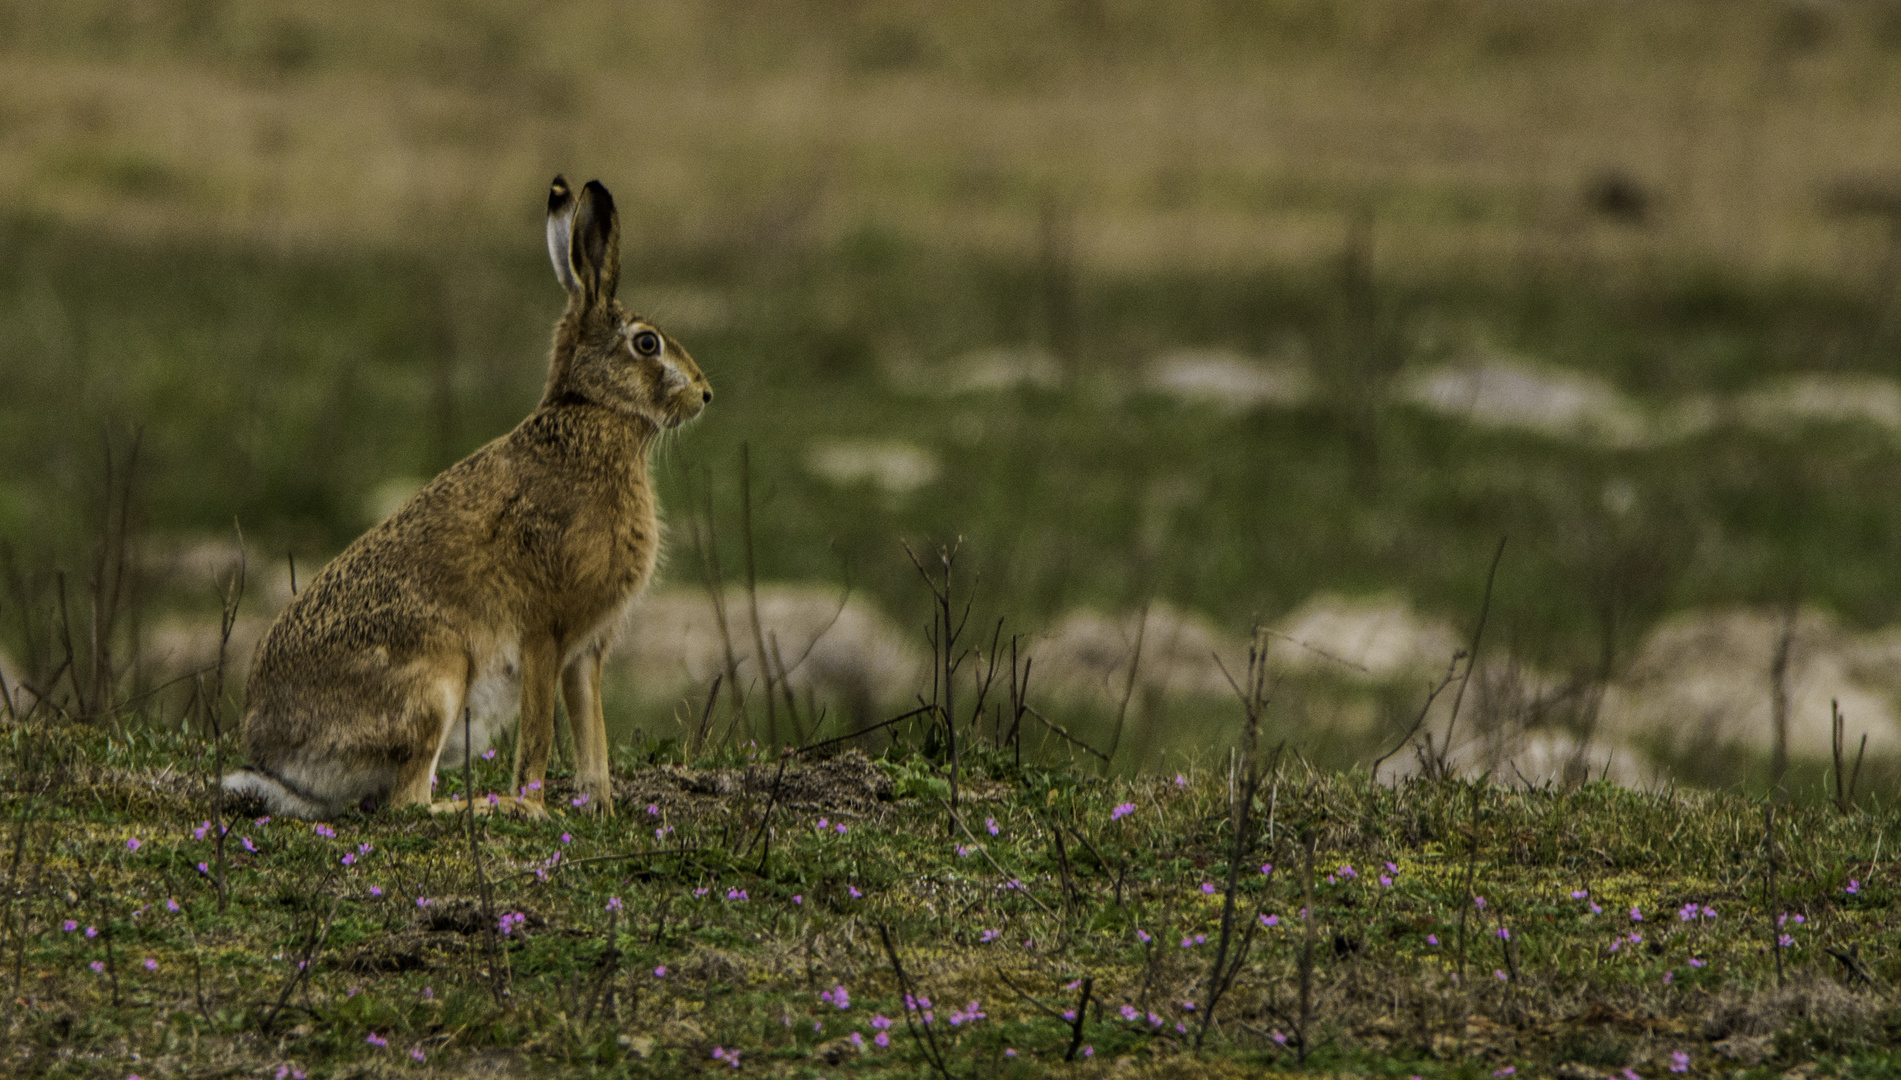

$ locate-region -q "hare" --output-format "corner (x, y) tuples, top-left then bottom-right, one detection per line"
(223, 176), (711, 820)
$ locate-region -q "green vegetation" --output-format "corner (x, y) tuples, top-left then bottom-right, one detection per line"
(4, 716), (1900, 1077)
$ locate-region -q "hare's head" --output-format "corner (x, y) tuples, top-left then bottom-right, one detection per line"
(544, 176), (712, 430)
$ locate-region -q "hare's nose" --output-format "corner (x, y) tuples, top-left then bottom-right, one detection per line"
(701, 389), (713, 403)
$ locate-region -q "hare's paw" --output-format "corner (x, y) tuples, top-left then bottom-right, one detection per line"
(502, 795), (561, 820)
(569, 786), (615, 817)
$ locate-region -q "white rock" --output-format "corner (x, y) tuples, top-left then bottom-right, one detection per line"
(1602, 606), (1901, 759)
(1269, 592), (1463, 682)
(804, 439), (940, 494)
(612, 584), (925, 724)
(1145, 349), (1313, 411)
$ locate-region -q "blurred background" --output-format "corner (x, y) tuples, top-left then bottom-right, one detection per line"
(7, 0), (1901, 795)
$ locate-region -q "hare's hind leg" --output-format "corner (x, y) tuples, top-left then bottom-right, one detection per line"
(388, 674), (468, 811)
(561, 647), (615, 816)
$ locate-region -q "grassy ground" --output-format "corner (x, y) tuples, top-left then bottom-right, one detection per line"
(4, 713), (1900, 1078)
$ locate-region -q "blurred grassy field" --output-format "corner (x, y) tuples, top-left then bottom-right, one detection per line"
(10, 0), (1901, 779)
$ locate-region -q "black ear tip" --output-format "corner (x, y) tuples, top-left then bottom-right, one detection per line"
(548, 175), (573, 213)
(582, 179), (616, 213)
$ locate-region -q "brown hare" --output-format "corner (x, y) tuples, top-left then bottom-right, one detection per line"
(224, 176), (711, 820)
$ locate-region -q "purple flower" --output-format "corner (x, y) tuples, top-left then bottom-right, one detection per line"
(1426, 934), (1439, 946)
(849, 885), (863, 899)
(1260, 863), (1274, 876)
(793, 894), (803, 905)
(482, 748), (496, 760)
(369, 886), (383, 897)
(835, 822), (848, 834)
(1379, 875), (1393, 887)
(606, 896), (622, 912)
(143, 957), (157, 971)
(126, 838), (141, 852)
(653, 965), (667, 977)
(313, 824), (335, 839)
(409, 1048), (426, 1063)
(165, 898), (179, 913)
(415, 897), (432, 908)
(571, 793), (589, 808)
(1260, 914), (1279, 928)
(1111, 802), (1135, 820)
(1473, 896), (1486, 910)
(62, 920), (77, 932)
(1689, 957), (1705, 968)
(240, 837), (257, 854)
(85, 926), (97, 938)
(1629, 906), (1643, 922)
(986, 818), (999, 836)
(1494, 969), (1508, 981)
(725, 888), (748, 901)
(196, 862), (208, 875)
(341, 853), (355, 866)
(1201, 881), (1215, 895)
(89, 961), (105, 974)
(870, 1014), (893, 1030)
(1062, 1009), (1077, 1021)
(874, 1032), (889, 1047)
(1136, 928), (1152, 943)
(820, 984), (851, 1010)
(1271, 1030), (1288, 1045)
(1570, 889), (1589, 899)
(1779, 933), (1794, 948)
(1120, 1004), (1139, 1021)
(1662, 971), (1673, 984)
(1493, 1068), (1516, 1077)
(1670, 1051), (1689, 1073)
(1497, 927), (1510, 940)
(368, 1031), (390, 1048)
(1174, 773), (1187, 787)
(980, 929), (998, 943)
(560, 832), (572, 845)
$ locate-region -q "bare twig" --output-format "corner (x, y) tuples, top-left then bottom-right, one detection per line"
(739, 443), (778, 745)
(1064, 976), (1094, 1061)
(876, 924), (951, 1080)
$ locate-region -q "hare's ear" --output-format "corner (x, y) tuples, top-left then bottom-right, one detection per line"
(546, 176), (579, 294)
(567, 179), (620, 307)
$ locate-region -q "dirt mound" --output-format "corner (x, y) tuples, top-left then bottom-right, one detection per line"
(612, 748), (892, 819)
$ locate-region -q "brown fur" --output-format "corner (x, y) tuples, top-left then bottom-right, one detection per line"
(226, 177), (710, 819)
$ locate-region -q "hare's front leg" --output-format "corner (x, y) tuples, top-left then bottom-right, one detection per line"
(561, 648), (615, 815)
(509, 637), (561, 818)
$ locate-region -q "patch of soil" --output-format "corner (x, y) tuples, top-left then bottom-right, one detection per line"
(610, 748), (892, 819)
(423, 900), (547, 936)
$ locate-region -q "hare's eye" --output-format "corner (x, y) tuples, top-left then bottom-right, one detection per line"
(632, 330), (661, 356)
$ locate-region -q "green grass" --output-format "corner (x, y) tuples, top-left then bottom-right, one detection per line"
(7, 211), (1901, 662)
(4, 715), (1901, 1077)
